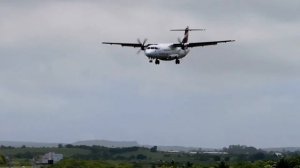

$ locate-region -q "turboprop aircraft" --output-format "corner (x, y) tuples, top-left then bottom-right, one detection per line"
(102, 26), (235, 64)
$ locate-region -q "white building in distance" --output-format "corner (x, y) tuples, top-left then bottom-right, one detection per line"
(37, 152), (63, 164)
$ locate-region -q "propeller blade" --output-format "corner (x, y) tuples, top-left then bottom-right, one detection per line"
(177, 37), (182, 43)
(143, 38), (147, 45)
(137, 38), (142, 44)
(137, 38), (148, 50)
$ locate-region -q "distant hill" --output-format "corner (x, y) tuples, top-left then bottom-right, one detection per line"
(0, 140), (139, 148)
(72, 140), (139, 148)
(0, 141), (59, 147)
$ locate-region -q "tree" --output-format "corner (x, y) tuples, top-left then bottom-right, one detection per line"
(186, 161), (193, 167)
(65, 144), (74, 148)
(213, 155), (221, 161)
(58, 144), (64, 148)
(217, 161), (229, 168)
(136, 154), (147, 160)
(150, 146), (158, 152)
(276, 158), (292, 168)
(0, 155), (6, 165)
(251, 152), (266, 161)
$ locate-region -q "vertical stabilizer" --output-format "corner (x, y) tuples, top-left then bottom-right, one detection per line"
(182, 26), (189, 43)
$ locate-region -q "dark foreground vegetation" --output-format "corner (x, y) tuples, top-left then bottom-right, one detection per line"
(1, 144), (300, 167)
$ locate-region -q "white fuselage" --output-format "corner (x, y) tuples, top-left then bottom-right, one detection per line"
(145, 43), (190, 61)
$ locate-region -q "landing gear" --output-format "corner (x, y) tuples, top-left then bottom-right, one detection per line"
(155, 59), (160, 65)
(175, 59), (180, 64)
(149, 59), (153, 63)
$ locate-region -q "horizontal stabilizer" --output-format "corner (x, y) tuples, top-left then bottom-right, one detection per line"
(170, 28), (205, 31)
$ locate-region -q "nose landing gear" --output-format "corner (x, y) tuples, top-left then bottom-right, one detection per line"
(175, 59), (180, 64)
(149, 58), (160, 65)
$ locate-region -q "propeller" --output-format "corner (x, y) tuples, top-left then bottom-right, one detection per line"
(177, 37), (182, 43)
(137, 38), (148, 54)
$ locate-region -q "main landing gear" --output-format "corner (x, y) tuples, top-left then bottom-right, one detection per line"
(148, 59), (180, 65)
(155, 59), (160, 65)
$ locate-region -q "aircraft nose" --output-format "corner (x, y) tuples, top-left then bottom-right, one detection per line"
(145, 49), (152, 56)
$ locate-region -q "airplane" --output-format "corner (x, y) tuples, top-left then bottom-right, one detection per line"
(102, 26), (235, 65)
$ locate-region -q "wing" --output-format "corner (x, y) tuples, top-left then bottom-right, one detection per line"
(102, 42), (143, 48)
(187, 40), (235, 48)
(172, 40), (235, 48)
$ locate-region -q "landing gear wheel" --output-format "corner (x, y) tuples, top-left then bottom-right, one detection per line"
(175, 59), (180, 64)
(149, 59), (153, 63)
(155, 59), (160, 65)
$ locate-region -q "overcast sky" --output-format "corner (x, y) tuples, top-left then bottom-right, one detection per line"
(0, 0), (300, 148)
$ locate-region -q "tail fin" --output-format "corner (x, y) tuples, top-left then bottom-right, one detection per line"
(171, 26), (205, 43)
(182, 26), (190, 43)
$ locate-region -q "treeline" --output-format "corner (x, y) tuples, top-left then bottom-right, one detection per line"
(48, 157), (300, 168)
(0, 145), (16, 149)
(70, 145), (148, 160)
(220, 145), (278, 162)
(50, 159), (134, 168)
(217, 157), (300, 168)
(223, 145), (263, 154)
(3, 144), (300, 167)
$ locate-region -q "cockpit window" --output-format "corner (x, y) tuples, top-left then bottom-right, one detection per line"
(147, 47), (159, 50)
